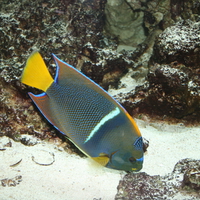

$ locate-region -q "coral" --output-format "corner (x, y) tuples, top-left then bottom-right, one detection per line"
(1, 0), (200, 146)
(115, 158), (200, 199)
(0, 0), (106, 142)
(0, 77), (58, 140)
(113, 20), (200, 121)
(80, 43), (148, 90)
(171, 0), (200, 21)
(153, 20), (200, 67)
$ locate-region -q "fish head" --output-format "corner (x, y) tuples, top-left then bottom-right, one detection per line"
(107, 136), (144, 171)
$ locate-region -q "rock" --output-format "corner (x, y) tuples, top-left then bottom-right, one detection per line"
(145, 63), (192, 118)
(183, 168), (200, 190)
(20, 135), (39, 146)
(174, 159), (200, 191)
(0, 77), (58, 140)
(0, 0), (106, 143)
(153, 20), (200, 68)
(0, 0), (107, 85)
(1, 0), (200, 143)
(104, 0), (146, 46)
(113, 20), (200, 121)
(170, 0), (200, 21)
(115, 158), (200, 200)
(142, 137), (149, 152)
(115, 63), (200, 120)
(1, 176), (22, 187)
(81, 43), (148, 90)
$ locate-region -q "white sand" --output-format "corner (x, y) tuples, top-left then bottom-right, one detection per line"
(139, 120), (200, 176)
(0, 136), (124, 200)
(0, 120), (199, 200)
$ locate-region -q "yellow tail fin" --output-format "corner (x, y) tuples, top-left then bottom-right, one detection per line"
(21, 51), (54, 92)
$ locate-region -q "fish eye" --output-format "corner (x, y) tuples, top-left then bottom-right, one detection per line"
(129, 157), (136, 163)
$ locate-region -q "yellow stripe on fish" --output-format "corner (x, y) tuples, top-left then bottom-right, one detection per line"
(21, 51), (144, 171)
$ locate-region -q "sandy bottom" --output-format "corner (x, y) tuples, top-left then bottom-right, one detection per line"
(0, 120), (200, 200)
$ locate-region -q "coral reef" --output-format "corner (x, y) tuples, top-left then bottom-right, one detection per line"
(0, 0), (200, 143)
(81, 43), (148, 90)
(0, 0), (199, 198)
(0, 0), (106, 144)
(114, 20), (200, 121)
(153, 20), (200, 67)
(115, 158), (200, 200)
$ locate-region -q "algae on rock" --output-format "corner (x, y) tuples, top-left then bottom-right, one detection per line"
(104, 0), (146, 46)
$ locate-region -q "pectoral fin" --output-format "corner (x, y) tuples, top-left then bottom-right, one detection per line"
(92, 153), (110, 166)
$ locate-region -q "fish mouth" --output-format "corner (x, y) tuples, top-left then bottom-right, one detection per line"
(131, 157), (143, 171)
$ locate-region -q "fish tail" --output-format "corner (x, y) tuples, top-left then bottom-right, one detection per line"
(21, 51), (54, 92)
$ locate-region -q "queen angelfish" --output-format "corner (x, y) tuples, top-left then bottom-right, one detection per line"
(21, 51), (144, 171)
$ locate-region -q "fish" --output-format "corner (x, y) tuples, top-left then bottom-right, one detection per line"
(21, 51), (144, 171)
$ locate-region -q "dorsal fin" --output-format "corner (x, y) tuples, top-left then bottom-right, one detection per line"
(52, 54), (88, 86)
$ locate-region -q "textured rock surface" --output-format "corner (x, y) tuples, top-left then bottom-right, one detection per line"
(104, 0), (146, 46)
(81, 43), (148, 90)
(0, 0), (106, 83)
(1, 0), (200, 140)
(0, 1), (200, 198)
(0, 0), (106, 143)
(153, 20), (200, 67)
(115, 159), (200, 200)
(0, 78), (55, 139)
(171, 0), (200, 21)
(114, 20), (200, 121)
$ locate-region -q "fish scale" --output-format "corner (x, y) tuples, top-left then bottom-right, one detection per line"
(21, 51), (144, 171)
(46, 82), (116, 144)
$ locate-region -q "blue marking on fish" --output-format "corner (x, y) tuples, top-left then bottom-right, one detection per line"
(21, 51), (144, 171)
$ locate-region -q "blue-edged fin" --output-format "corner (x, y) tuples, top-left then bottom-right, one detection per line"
(21, 52), (54, 92)
(28, 92), (55, 126)
(28, 92), (65, 134)
(53, 54), (89, 86)
(29, 92), (94, 158)
(52, 54), (141, 138)
(52, 54), (118, 105)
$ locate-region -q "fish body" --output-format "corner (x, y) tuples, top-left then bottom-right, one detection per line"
(21, 52), (144, 171)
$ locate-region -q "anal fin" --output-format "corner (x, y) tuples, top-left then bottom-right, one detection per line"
(29, 92), (63, 133)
